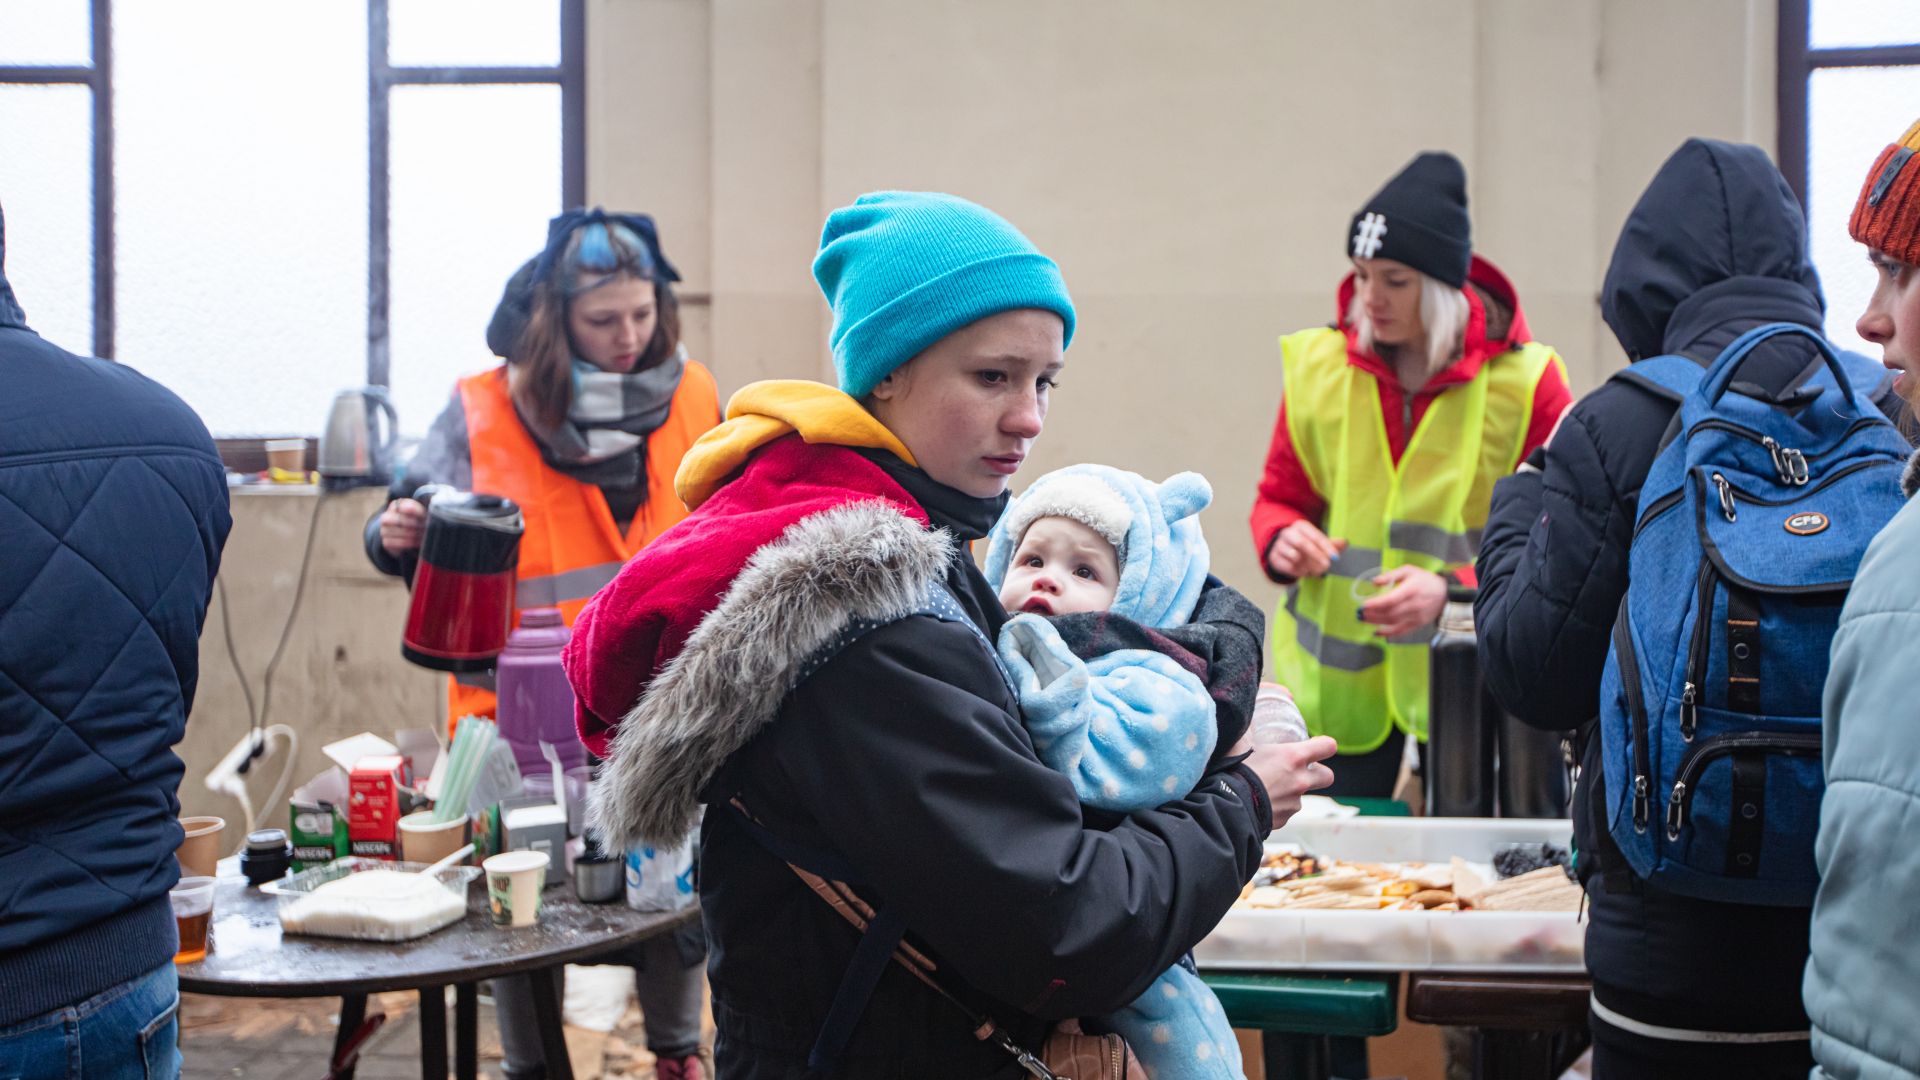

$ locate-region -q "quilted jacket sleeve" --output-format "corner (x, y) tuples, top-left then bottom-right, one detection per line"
(1474, 399), (1636, 730)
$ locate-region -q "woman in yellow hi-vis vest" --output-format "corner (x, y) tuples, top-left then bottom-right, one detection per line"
(1251, 152), (1573, 796)
(361, 210), (719, 1077)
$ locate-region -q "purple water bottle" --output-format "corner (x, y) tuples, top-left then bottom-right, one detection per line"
(494, 607), (586, 778)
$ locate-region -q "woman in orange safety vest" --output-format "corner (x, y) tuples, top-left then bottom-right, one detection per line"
(361, 208), (719, 1078)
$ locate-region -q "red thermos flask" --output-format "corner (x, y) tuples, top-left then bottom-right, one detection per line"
(401, 489), (524, 672)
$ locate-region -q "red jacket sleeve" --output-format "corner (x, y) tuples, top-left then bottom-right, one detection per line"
(1522, 355), (1575, 462)
(1249, 396), (1325, 583)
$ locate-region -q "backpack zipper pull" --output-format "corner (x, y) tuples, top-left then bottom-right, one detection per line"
(1763, 436), (1789, 484)
(1666, 781), (1688, 841)
(1786, 448), (1810, 485)
(1633, 774), (1650, 833)
(1680, 682), (1698, 741)
(1712, 473), (1737, 522)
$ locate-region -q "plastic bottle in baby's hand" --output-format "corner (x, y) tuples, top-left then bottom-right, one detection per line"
(1251, 682), (1310, 745)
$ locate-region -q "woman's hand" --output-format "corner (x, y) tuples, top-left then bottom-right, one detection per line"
(1239, 735), (1339, 829)
(379, 498), (427, 555)
(1266, 520), (1348, 579)
(1357, 566), (1448, 638)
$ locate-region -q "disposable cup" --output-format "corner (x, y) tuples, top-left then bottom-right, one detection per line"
(398, 811), (470, 866)
(177, 816), (226, 879)
(1349, 566), (1397, 604)
(484, 850), (549, 928)
(170, 876), (216, 963)
(265, 439), (305, 474)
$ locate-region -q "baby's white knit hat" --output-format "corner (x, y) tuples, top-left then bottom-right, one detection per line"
(998, 471), (1133, 564)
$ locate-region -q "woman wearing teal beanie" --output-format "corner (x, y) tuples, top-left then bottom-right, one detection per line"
(571, 191), (1331, 1076)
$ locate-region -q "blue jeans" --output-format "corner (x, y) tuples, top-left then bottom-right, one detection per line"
(0, 963), (180, 1080)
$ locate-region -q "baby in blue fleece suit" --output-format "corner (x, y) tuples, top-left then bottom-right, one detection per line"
(985, 464), (1244, 1080)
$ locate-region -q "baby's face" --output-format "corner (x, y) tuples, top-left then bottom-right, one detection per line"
(998, 516), (1120, 617)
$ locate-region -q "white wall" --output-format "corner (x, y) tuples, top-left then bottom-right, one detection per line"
(183, 0), (1779, 820)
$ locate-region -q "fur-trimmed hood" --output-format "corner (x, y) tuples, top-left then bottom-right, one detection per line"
(565, 425), (958, 850)
(590, 499), (950, 849)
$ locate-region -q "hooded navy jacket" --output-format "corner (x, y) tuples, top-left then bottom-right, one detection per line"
(1474, 139), (1907, 1031)
(0, 205), (230, 1023)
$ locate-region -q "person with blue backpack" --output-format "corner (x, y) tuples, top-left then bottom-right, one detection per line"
(1475, 138), (1913, 1078)
(1805, 116), (1920, 1080)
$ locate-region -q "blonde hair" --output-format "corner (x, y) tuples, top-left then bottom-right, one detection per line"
(1349, 272), (1471, 377)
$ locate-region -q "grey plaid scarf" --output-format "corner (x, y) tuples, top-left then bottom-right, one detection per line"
(523, 345), (688, 489)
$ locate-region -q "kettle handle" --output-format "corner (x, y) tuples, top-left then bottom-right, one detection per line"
(364, 386), (400, 457)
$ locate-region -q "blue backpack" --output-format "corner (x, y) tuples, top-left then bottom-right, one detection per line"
(1598, 322), (1909, 906)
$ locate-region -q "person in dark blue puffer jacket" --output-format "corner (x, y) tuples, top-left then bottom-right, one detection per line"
(1474, 140), (1910, 1079)
(0, 201), (231, 1080)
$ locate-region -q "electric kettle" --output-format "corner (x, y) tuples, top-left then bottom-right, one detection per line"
(402, 489), (524, 673)
(318, 387), (399, 490)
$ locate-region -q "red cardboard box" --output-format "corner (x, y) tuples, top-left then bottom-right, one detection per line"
(347, 754), (412, 860)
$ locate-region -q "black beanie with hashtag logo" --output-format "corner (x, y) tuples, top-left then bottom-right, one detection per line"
(1347, 151), (1472, 287)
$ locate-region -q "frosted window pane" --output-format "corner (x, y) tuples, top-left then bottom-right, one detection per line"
(1807, 66), (1920, 359)
(0, 1), (90, 65)
(115, 1), (368, 437)
(389, 85), (559, 436)
(0, 85), (93, 355)
(389, 0), (560, 67)
(1810, 0), (1920, 49)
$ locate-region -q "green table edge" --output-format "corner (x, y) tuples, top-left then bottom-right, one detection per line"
(1200, 972), (1399, 1037)
(1197, 797), (1407, 1037)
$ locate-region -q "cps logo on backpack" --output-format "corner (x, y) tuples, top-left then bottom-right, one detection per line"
(1784, 511), (1830, 536)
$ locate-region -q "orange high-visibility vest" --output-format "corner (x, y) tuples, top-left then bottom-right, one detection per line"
(444, 361), (720, 729)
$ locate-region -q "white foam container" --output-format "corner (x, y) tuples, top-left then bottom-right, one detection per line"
(265, 856), (481, 942)
(1195, 816), (1585, 973)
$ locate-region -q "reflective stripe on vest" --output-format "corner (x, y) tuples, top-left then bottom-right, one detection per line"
(1268, 327), (1557, 753)
(515, 560), (627, 609)
(444, 360), (721, 729)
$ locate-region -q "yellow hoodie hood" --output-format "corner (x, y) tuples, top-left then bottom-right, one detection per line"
(674, 380), (917, 510)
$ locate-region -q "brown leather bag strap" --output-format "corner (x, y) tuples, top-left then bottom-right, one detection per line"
(729, 798), (1069, 1078)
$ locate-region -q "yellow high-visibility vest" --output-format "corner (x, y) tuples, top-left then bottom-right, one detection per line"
(1269, 328), (1558, 753)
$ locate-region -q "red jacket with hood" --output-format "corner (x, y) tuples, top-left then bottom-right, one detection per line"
(1249, 256), (1573, 584)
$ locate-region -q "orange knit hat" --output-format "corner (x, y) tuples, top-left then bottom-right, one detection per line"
(1851, 119), (1920, 265)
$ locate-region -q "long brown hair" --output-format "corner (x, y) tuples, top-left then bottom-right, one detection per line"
(508, 223), (681, 430)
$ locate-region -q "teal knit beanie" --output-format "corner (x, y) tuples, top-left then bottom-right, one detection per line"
(813, 191), (1077, 399)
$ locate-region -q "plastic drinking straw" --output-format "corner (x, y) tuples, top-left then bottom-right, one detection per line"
(434, 718), (482, 824)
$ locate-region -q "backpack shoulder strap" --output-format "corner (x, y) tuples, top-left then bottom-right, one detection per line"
(1610, 354), (1704, 456)
(1609, 353), (1705, 404)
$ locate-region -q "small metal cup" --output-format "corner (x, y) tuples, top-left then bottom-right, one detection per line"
(572, 855), (624, 903)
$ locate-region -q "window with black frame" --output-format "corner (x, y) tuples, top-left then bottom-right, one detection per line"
(0, 0), (584, 440)
(1779, 0), (1920, 357)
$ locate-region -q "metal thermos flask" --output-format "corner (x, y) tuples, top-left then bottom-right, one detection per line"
(1496, 706), (1571, 818)
(1426, 587), (1495, 817)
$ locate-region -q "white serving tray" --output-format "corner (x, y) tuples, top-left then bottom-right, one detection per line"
(1194, 816), (1585, 973)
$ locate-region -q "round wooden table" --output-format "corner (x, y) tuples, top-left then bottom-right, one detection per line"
(177, 873), (696, 1080)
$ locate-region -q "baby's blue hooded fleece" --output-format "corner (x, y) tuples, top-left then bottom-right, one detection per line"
(986, 465), (1247, 1080)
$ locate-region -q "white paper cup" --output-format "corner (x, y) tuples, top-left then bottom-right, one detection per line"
(483, 850), (548, 928)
